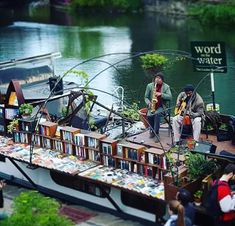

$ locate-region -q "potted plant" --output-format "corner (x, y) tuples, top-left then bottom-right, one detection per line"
(193, 190), (203, 206)
(19, 103), (33, 118)
(185, 152), (218, 181)
(164, 151), (219, 202)
(140, 53), (169, 76)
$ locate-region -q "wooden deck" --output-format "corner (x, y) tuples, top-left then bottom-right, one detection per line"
(127, 126), (173, 151)
(127, 124), (235, 157)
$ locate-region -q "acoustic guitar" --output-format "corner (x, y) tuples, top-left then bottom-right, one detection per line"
(174, 100), (187, 116)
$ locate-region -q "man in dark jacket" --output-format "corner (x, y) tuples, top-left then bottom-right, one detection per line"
(172, 84), (204, 144)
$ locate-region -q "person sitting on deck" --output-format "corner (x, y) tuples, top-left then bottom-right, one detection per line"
(172, 84), (205, 145)
(144, 72), (172, 142)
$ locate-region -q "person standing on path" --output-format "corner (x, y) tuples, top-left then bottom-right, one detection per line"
(0, 180), (8, 220)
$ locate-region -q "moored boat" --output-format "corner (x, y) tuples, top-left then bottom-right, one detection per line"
(0, 52), (235, 225)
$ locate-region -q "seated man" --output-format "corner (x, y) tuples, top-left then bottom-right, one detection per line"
(172, 84), (204, 145)
(144, 72), (172, 141)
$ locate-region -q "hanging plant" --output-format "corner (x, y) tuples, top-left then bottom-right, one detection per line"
(140, 53), (169, 76)
(19, 103), (33, 117)
(140, 53), (186, 78)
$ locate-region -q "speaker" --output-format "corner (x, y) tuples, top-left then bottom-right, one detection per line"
(49, 77), (63, 95)
(193, 141), (217, 154)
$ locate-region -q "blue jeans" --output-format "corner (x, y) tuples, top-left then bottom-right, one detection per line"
(147, 107), (164, 134)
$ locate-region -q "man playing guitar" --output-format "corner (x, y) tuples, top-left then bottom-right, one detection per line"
(172, 84), (205, 145)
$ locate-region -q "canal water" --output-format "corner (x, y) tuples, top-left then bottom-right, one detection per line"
(0, 5), (235, 115)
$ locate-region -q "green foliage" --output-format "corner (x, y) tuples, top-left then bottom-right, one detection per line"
(0, 190), (74, 226)
(72, 70), (94, 117)
(140, 53), (169, 70)
(189, 4), (235, 25)
(65, 70), (96, 129)
(72, 0), (143, 12)
(185, 152), (218, 181)
(19, 103), (33, 115)
(7, 118), (19, 134)
(61, 106), (72, 117)
(121, 102), (140, 121)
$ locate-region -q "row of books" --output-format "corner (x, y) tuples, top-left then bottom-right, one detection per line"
(61, 130), (75, 141)
(123, 148), (140, 161)
(102, 156), (116, 167)
(52, 140), (63, 152)
(147, 152), (163, 165)
(0, 137), (99, 174)
(42, 137), (51, 149)
(13, 132), (30, 144)
(39, 126), (51, 137)
(74, 134), (85, 146)
(75, 146), (86, 158)
(80, 166), (165, 200)
(63, 142), (73, 155)
(101, 143), (113, 155)
(88, 149), (100, 162)
(87, 137), (99, 149)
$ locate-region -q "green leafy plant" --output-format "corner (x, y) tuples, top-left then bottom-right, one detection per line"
(185, 152), (218, 181)
(72, 0), (143, 12)
(61, 106), (72, 117)
(140, 53), (169, 71)
(189, 4), (235, 26)
(19, 103), (33, 116)
(165, 146), (185, 186)
(7, 118), (19, 134)
(66, 70), (96, 129)
(121, 102), (140, 121)
(0, 190), (75, 226)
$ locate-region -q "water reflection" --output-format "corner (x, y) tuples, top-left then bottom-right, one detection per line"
(0, 6), (234, 114)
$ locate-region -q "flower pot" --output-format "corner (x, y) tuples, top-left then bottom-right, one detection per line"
(22, 114), (31, 119)
(144, 67), (163, 78)
(138, 108), (149, 128)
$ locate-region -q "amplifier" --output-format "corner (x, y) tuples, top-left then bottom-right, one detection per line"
(193, 141), (217, 154)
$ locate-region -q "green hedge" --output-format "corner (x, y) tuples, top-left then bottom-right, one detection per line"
(1, 191), (74, 226)
(72, 0), (143, 12)
(189, 4), (235, 25)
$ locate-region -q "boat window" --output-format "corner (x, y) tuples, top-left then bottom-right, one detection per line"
(121, 191), (166, 216)
(50, 171), (110, 198)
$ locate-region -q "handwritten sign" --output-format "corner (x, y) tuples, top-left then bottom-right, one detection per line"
(191, 41), (227, 73)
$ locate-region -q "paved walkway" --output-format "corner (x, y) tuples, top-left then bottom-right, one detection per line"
(2, 183), (149, 226)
